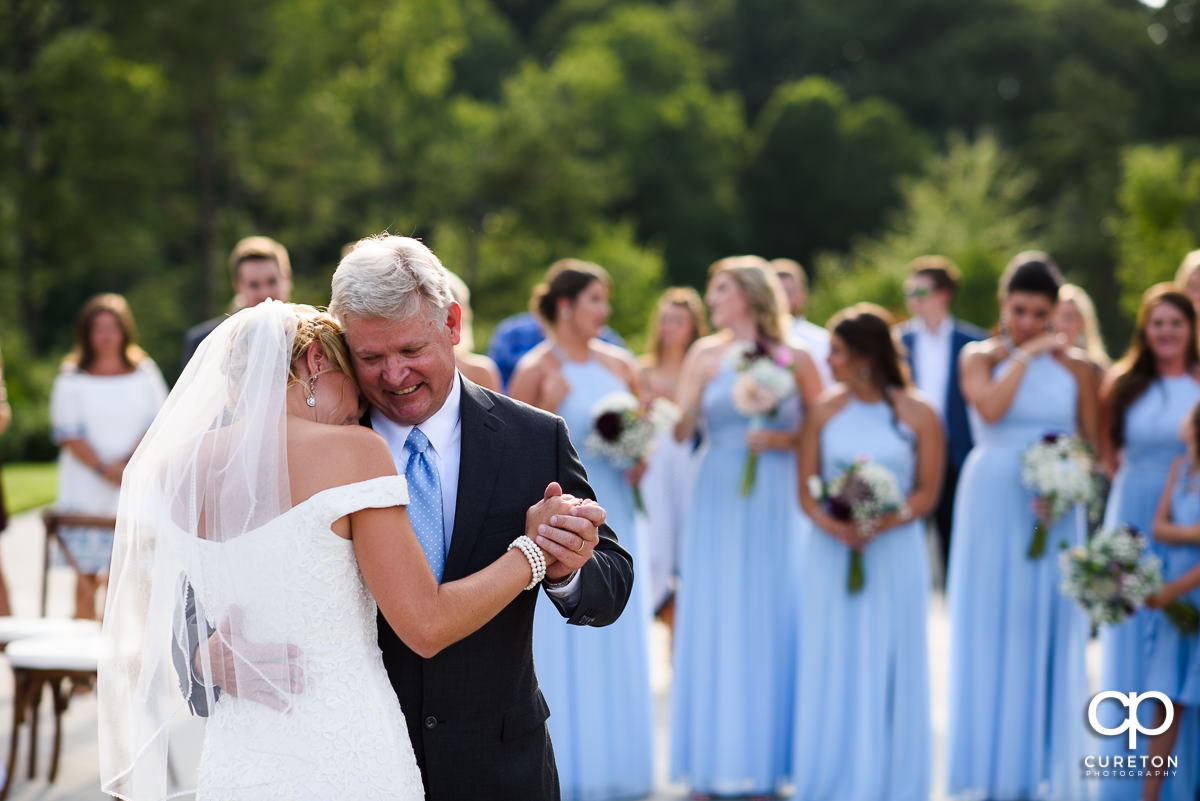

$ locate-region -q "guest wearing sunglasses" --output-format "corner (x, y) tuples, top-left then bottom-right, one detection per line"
(897, 256), (986, 585)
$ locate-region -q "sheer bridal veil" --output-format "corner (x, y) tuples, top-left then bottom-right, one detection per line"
(100, 300), (300, 799)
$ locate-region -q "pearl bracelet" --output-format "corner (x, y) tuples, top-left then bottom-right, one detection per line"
(1010, 348), (1031, 365)
(508, 535), (547, 591)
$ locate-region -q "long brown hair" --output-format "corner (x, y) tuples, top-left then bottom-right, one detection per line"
(707, 255), (788, 344)
(644, 287), (708, 366)
(828, 302), (910, 399)
(68, 293), (146, 371)
(1108, 284), (1199, 449)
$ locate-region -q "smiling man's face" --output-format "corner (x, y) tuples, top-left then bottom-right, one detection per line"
(341, 303), (462, 426)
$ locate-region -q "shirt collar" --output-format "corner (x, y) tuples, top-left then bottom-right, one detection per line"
(369, 372), (463, 457)
(917, 316), (953, 339)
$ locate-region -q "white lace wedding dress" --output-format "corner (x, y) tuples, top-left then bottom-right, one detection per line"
(188, 475), (424, 800)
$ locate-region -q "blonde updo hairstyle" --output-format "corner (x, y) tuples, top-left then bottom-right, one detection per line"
(287, 305), (358, 394)
(707, 255), (789, 344)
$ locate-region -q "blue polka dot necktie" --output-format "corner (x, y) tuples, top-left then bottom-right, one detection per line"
(405, 427), (445, 582)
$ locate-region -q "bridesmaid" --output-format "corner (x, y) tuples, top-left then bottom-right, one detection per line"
(945, 252), (1099, 801)
(509, 259), (654, 801)
(792, 304), (942, 801)
(1142, 400), (1200, 801)
(637, 287), (709, 629)
(1056, 284), (1111, 377)
(670, 256), (821, 799)
(1096, 284), (1200, 801)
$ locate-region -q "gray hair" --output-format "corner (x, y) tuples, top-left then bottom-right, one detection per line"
(329, 235), (454, 323)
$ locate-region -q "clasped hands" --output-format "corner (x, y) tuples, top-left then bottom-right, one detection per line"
(526, 481), (606, 582)
(197, 481), (607, 708)
(820, 512), (904, 551)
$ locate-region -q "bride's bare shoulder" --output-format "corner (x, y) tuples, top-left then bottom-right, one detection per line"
(288, 422), (396, 489)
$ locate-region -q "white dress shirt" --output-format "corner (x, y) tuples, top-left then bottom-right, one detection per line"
(789, 317), (833, 387)
(370, 374), (581, 601)
(371, 375), (463, 546)
(911, 316), (953, 422)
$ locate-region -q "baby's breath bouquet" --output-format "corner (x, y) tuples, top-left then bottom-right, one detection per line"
(1021, 432), (1096, 559)
(808, 458), (909, 594)
(1059, 524), (1199, 633)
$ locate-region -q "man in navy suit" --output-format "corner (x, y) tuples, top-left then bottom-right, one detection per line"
(897, 256), (986, 584)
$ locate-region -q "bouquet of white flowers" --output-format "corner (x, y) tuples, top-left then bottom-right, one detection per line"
(1060, 524), (1199, 633)
(585, 392), (681, 509)
(808, 458), (909, 594)
(1020, 432), (1096, 559)
(728, 340), (795, 497)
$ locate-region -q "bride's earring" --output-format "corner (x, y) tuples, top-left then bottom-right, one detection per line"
(306, 375), (317, 407)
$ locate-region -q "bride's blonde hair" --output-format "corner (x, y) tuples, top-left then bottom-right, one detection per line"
(287, 305), (358, 392)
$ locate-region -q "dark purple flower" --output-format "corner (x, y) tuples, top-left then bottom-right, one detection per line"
(595, 411), (624, 441)
(739, 340), (773, 369)
(1041, 432), (1062, 444)
(825, 496), (853, 521)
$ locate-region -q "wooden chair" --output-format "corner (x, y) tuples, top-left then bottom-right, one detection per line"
(39, 511), (116, 617)
(0, 626), (100, 800)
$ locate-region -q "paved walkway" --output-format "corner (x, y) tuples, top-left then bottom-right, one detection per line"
(0, 510), (1099, 800)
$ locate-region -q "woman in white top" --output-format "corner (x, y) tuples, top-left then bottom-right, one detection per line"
(50, 293), (166, 619)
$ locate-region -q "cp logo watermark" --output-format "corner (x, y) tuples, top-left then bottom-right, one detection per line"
(1088, 691), (1174, 749)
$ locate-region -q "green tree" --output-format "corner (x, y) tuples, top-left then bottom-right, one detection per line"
(1109, 144), (1200, 318)
(744, 77), (928, 271)
(416, 3), (738, 314)
(810, 132), (1038, 328)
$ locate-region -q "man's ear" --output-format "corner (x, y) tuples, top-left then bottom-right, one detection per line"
(446, 302), (463, 349)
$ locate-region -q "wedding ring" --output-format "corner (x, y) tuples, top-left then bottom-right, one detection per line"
(575, 539), (586, 553)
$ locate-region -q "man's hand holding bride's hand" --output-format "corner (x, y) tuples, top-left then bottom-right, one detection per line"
(530, 482), (606, 581)
(195, 606), (305, 712)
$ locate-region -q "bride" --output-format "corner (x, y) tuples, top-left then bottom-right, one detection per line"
(98, 301), (579, 800)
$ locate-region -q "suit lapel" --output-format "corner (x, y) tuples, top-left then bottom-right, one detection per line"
(443, 377), (504, 580)
(901, 328), (917, 382)
(946, 326), (962, 412)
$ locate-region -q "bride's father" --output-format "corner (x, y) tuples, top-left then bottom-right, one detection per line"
(188, 235), (633, 799)
(340, 236), (633, 799)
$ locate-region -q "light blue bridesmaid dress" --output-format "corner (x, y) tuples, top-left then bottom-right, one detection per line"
(945, 353), (1094, 801)
(532, 350), (655, 801)
(1176, 467), (1200, 708)
(670, 353), (807, 797)
(1099, 375), (1200, 801)
(791, 395), (930, 801)
(1149, 459), (1200, 695)
(637, 427), (698, 612)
